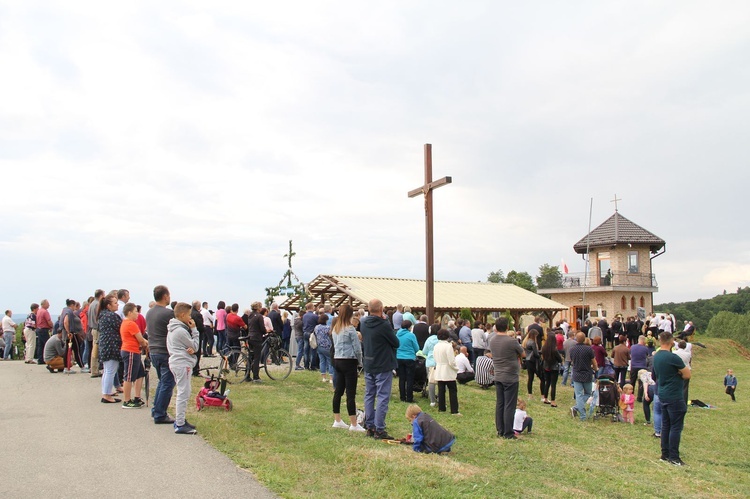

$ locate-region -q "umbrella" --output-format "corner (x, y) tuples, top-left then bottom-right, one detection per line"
(143, 349), (151, 406)
(65, 337), (73, 372)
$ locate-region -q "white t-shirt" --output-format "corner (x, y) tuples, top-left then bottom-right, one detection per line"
(456, 352), (474, 374)
(2, 315), (17, 333)
(201, 308), (214, 328)
(674, 348), (691, 369)
(513, 409), (527, 431)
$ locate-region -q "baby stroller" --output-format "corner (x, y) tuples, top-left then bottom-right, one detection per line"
(412, 354), (428, 398)
(595, 374), (621, 422)
(196, 368), (233, 411)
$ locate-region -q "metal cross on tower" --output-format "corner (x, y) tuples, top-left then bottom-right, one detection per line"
(611, 194), (622, 212)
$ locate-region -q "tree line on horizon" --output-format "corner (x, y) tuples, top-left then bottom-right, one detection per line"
(487, 264), (562, 295)
(656, 287), (750, 348)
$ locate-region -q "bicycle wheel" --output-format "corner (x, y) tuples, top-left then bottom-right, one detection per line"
(264, 348), (292, 380)
(231, 352), (249, 382)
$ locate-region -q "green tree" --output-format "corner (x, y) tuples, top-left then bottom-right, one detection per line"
(536, 263), (563, 289)
(487, 269), (505, 283)
(459, 308), (474, 327)
(505, 270), (537, 292)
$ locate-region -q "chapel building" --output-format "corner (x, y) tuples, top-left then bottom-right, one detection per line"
(538, 210), (666, 325)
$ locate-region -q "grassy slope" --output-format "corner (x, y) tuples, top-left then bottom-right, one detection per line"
(189, 337), (750, 498)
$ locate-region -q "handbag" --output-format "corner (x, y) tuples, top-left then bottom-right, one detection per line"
(309, 331), (318, 349)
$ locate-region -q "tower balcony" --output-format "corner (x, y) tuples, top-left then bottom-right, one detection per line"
(538, 271), (658, 294)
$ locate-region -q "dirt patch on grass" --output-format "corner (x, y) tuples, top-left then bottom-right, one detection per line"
(727, 340), (750, 360)
(352, 444), (483, 481)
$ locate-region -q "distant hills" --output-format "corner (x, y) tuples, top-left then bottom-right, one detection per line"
(656, 286), (750, 332)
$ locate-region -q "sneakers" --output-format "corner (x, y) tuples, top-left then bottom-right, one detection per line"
(365, 427), (376, 438)
(133, 397), (145, 408)
(570, 407), (578, 418)
(373, 430), (394, 440)
(63, 368), (77, 374)
(81, 367), (90, 373)
(349, 424), (366, 432)
(669, 458), (687, 467)
(175, 423), (197, 435)
(332, 420), (349, 429)
(659, 457), (670, 463)
(429, 402), (437, 407)
(122, 400), (140, 409)
(294, 366), (305, 371)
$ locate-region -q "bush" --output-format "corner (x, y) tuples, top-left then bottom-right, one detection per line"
(705, 311), (750, 349)
(459, 308), (473, 327)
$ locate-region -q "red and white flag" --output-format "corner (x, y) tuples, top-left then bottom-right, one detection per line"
(561, 258), (569, 274)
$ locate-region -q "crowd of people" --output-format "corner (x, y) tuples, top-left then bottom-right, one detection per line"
(2, 294), (737, 462)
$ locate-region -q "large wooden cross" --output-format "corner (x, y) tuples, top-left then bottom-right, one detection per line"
(408, 144), (452, 325)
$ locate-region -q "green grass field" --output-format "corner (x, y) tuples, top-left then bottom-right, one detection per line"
(188, 337), (749, 498)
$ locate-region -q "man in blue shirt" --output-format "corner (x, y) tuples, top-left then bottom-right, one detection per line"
(458, 320), (474, 364)
(392, 304), (404, 331)
(301, 303), (318, 370)
(629, 335), (650, 401)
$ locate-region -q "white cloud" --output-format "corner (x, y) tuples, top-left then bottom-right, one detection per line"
(2, 0), (749, 311)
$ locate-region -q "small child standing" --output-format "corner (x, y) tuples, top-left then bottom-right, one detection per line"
(514, 399), (533, 435)
(724, 369), (737, 402)
(620, 383), (636, 424)
(120, 303), (149, 409)
(168, 302), (200, 435)
(406, 405), (455, 454)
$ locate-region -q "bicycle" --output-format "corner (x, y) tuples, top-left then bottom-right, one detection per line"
(219, 332), (292, 382)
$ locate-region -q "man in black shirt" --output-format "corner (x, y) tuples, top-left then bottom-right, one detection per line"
(570, 332), (598, 421)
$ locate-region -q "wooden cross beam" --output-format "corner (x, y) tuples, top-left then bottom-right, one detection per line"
(408, 144), (452, 325)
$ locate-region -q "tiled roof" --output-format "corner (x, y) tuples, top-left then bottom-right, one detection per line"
(278, 275), (568, 312)
(573, 212), (665, 254)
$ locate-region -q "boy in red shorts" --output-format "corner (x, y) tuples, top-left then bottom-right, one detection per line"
(120, 303), (149, 408)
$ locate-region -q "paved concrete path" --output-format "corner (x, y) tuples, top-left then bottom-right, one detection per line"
(0, 360), (276, 499)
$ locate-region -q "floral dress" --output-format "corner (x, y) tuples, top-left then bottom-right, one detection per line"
(98, 310), (122, 362)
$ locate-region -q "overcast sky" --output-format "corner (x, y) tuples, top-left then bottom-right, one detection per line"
(2, 1), (749, 314)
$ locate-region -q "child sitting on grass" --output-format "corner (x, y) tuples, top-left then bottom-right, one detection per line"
(168, 302), (200, 435)
(406, 404), (455, 454)
(620, 383), (635, 424)
(513, 399), (532, 435)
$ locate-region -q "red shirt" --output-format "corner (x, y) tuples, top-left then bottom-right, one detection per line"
(136, 314), (147, 334)
(555, 333), (564, 350)
(36, 308), (53, 329)
(226, 312), (245, 330)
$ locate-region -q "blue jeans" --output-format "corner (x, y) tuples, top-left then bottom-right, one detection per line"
(660, 398), (687, 460)
(561, 361), (572, 385)
(318, 348), (333, 376)
(303, 335), (313, 368)
(295, 337), (305, 367)
(3, 331), (14, 359)
(150, 353), (175, 421)
(573, 381), (593, 421)
(216, 330), (227, 355)
(364, 371), (393, 432)
(36, 329), (50, 363)
(101, 359), (118, 395)
(653, 393), (662, 434)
